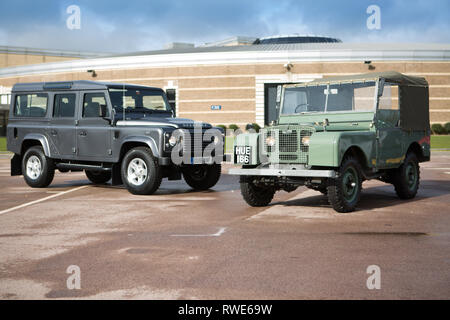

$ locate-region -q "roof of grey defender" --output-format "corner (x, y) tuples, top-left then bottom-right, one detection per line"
(12, 81), (163, 92)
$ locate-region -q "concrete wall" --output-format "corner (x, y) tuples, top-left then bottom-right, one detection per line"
(0, 60), (449, 126)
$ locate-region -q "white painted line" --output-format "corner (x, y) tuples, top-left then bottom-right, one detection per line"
(0, 185), (88, 216)
(171, 227), (227, 237)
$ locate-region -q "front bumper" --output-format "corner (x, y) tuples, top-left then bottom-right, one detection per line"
(228, 167), (336, 178)
(159, 154), (228, 166)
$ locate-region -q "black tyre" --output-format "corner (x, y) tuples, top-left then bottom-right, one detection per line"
(22, 146), (55, 188)
(327, 156), (362, 213)
(393, 152), (420, 199)
(121, 147), (162, 195)
(240, 178), (275, 207)
(182, 164), (221, 190)
(85, 170), (111, 184)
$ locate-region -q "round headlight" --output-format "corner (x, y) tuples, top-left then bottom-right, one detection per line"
(301, 136), (310, 146)
(265, 136), (276, 147)
(168, 135), (178, 147)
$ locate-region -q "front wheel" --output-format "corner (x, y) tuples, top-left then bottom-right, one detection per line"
(327, 156), (362, 213)
(121, 147), (162, 195)
(182, 164), (221, 190)
(240, 177), (275, 207)
(22, 146), (55, 188)
(393, 152), (420, 199)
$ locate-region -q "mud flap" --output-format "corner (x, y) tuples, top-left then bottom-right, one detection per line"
(11, 154), (22, 176)
(111, 163), (123, 185)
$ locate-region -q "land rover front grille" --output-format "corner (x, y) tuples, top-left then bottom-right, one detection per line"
(262, 127), (314, 164)
(182, 131), (214, 156)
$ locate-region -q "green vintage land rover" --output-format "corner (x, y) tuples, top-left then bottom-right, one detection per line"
(229, 71), (431, 212)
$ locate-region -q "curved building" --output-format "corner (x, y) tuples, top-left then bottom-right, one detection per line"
(0, 36), (449, 127)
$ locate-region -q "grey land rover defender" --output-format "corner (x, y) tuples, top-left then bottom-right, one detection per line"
(7, 81), (224, 195)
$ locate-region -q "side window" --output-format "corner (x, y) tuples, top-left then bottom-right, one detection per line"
(83, 93), (109, 118)
(14, 93), (48, 117)
(53, 93), (76, 118)
(379, 84), (399, 110)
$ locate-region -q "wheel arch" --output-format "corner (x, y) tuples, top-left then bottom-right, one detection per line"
(341, 146), (369, 170)
(406, 142), (427, 162)
(21, 134), (51, 157)
(119, 137), (159, 162)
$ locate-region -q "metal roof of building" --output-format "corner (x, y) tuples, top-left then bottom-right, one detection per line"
(0, 45), (109, 58)
(109, 42), (450, 57)
(1, 42), (449, 79)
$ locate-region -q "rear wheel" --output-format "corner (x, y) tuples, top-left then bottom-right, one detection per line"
(182, 164), (221, 190)
(327, 156), (362, 213)
(393, 152), (420, 199)
(240, 177), (275, 207)
(85, 170), (111, 184)
(121, 147), (162, 195)
(22, 146), (55, 188)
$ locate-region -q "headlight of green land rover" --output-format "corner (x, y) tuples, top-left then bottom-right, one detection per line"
(301, 136), (310, 146)
(265, 136), (276, 147)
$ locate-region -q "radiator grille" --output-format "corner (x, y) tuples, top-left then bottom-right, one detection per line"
(262, 126), (314, 164)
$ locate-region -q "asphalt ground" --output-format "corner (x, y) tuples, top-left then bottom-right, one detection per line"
(0, 153), (449, 299)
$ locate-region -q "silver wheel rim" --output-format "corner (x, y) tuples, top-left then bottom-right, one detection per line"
(127, 158), (148, 186)
(26, 155), (42, 180)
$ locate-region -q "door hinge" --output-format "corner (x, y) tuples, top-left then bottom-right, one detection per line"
(108, 149), (112, 155)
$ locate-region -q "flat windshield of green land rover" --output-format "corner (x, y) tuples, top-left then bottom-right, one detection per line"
(281, 81), (376, 115)
(108, 87), (171, 118)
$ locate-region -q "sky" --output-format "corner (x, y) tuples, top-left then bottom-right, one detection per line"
(0, 0), (449, 54)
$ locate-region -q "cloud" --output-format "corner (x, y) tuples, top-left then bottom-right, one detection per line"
(0, 0), (448, 53)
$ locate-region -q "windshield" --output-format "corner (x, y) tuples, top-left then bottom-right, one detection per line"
(281, 81), (376, 115)
(108, 87), (170, 116)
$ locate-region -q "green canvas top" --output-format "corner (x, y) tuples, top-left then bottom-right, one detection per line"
(285, 71), (430, 131)
(289, 71), (428, 87)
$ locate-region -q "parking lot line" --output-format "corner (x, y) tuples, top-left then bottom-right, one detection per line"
(171, 227), (227, 237)
(0, 185), (88, 216)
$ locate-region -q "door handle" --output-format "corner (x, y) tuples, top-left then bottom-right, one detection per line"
(79, 131), (87, 137)
(50, 129), (57, 136)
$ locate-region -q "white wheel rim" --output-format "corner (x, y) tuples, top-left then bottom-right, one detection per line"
(26, 155), (42, 180)
(127, 158), (148, 186)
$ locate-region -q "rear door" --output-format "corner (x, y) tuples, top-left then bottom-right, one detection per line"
(76, 91), (112, 161)
(49, 92), (78, 158)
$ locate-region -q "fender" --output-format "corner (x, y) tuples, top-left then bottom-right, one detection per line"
(120, 136), (160, 158)
(309, 131), (376, 168)
(22, 133), (51, 157)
